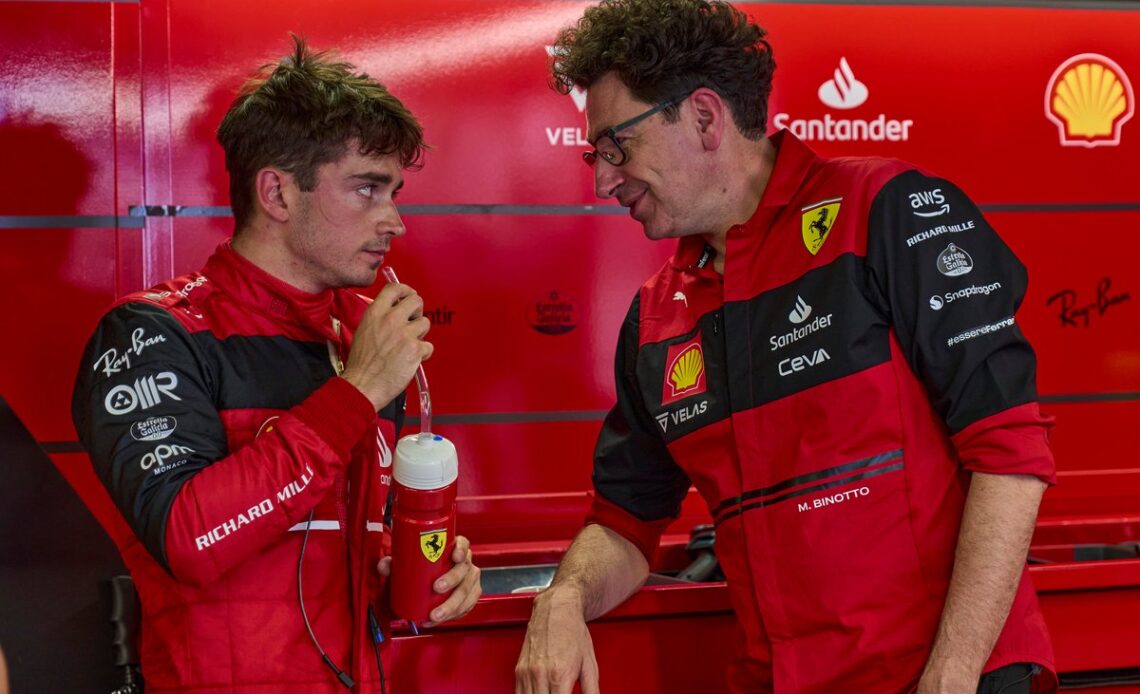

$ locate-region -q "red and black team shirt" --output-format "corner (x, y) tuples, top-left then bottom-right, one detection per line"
(586, 132), (1057, 694)
(72, 243), (399, 693)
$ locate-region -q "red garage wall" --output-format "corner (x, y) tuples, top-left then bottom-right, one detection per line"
(1, 0), (1138, 686)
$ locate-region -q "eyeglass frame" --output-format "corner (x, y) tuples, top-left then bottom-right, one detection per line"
(582, 93), (690, 168)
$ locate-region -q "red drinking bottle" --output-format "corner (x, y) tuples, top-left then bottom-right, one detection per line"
(389, 432), (459, 624)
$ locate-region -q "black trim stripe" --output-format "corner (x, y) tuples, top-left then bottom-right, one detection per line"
(126, 204), (630, 217)
(6, 201), (1138, 228)
(0, 215), (143, 229)
(981, 202), (1140, 213)
(716, 462), (906, 525)
(711, 448), (902, 518)
(1040, 392), (1140, 404)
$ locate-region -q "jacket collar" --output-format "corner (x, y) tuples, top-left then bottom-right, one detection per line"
(203, 240), (340, 341)
(670, 129), (819, 270)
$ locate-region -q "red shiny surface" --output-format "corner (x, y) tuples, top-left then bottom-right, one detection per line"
(1, 0), (1139, 688)
(0, 230), (117, 440)
(997, 212), (1139, 397)
(755, 4), (1140, 204)
(1044, 402), (1140, 473)
(387, 585), (736, 693)
(0, 3), (116, 216)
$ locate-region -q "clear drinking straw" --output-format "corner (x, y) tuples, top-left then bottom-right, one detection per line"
(380, 266), (432, 440)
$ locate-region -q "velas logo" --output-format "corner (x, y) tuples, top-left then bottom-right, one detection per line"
(772, 58), (914, 142)
(546, 46), (587, 113)
(661, 338), (707, 405)
(818, 57), (868, 110)
(545, 45), (590, 147)
(529, 290), (577, 335)
(801, 197), (841, 255)
(1046, 53), (1134, 148)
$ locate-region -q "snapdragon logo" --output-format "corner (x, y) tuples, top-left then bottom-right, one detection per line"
(929, 282), (1002, 310)
(773, 57), (914, 142)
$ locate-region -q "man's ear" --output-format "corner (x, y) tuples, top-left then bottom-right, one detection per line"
(254, 168), (293, 223)
(689, 87), (726, 152)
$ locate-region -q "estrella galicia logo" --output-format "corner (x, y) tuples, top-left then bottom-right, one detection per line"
(130, 416), (177, 442)
(529, 290), (577, 335)
(936, 243), (974, 277)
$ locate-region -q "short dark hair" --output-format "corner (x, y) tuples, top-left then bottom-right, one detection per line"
(217, 36), (425, 230)
(551, 0), (775, 140)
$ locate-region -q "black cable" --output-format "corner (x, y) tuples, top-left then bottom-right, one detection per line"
(368, 606), (388, 694)
(297, 510), (355, 689)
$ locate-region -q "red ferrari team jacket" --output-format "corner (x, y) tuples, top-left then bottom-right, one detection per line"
(72, 242), (397, 692)
(586, 131), (1057, 693)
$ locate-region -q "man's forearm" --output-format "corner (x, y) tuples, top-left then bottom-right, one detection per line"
(921, 471), (1047, 688)
(543, 523), (651, 621)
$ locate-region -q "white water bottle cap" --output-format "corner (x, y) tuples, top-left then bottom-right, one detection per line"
(393, 433), (458, 490)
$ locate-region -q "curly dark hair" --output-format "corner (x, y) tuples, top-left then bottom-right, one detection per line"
(551, 0), (775, 140)
(217, 35), (425, 231)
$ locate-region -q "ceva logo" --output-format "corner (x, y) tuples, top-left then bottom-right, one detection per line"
(818, 57), (868, 110)
(1046, 53), (1134, 148)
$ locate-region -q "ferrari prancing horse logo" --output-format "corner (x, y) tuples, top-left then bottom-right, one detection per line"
(420, 530), (446, 563)
(801, 197), (842, 255)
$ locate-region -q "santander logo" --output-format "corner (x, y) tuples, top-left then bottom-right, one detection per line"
(818, 57), (868, 110)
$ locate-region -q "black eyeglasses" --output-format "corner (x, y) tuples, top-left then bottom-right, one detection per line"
(582, 94), (689, 168)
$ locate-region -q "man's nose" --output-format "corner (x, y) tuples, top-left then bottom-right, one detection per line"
(379, 204), (406, 237)
(594, 160), (624, 199)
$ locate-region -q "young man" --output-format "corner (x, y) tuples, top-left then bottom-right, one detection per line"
(516, 2), (1054, 693)
(72, 38), (480, 693)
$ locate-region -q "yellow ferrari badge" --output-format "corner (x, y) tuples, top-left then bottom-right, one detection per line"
(420, 530), (447, 563)
(801, 197), (842, 255)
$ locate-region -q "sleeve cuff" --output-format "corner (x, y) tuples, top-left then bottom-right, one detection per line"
(584, 494), (672, 564)
(951, 402), (1057, 485)
(291, 377), (377, 463)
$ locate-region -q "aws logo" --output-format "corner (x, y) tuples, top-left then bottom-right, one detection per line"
(662, 338), (706, 406)
(1046, 53), (1134, 148)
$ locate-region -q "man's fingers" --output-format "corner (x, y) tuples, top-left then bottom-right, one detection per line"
(579, 653), (601, 694)
(451, 535), (471, 563)
(429, 566), (481, 624)
(375, 281), (417, 305)
(375, 556), (392, 577)
(434, 560), (469, 594)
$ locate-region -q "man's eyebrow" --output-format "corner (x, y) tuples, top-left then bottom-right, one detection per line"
(585, 125), (611, 146)
(348, 172), (394, 184)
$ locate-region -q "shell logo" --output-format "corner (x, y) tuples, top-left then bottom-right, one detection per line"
(1045, 53), (1134, 148)
(669, 344), (705, 398)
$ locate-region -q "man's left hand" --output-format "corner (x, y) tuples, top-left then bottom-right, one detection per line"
(377, 534), (482, 627)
